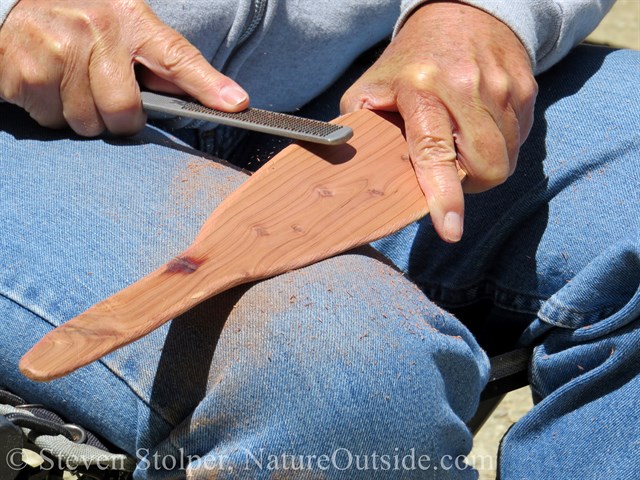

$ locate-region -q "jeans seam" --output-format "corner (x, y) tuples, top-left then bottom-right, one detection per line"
(0, 291), (177, 430)
(418, 278), (547, 315)
(542, 296), (620, 318)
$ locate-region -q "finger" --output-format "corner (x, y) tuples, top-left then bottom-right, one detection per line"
(496, 104), (521, 175)
(89, 46), (146, 136)
(134, 24), (248, 112)
(477, 77), (525, 176)
(397, 90), (464, 243)
(24, 86), (67, 130)
(452, 103), (511, 194)
(506, 71), (538, 143)
(340, 78), (395, 114)
(137, 67), (186, 95)
(339, 87), (367, 114)
(474, 72), (537, 179)
(59, 51), (106, 137)
(3, 60), (67, 129)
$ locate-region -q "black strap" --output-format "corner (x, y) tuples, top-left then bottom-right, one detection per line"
(4, 412), (75, 441)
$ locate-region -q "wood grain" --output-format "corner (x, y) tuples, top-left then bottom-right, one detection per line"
(19, 109), (429, 381)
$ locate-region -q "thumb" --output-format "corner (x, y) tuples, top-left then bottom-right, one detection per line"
(340, 75), (397, 115)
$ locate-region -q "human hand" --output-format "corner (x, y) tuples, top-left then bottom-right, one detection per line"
(341, 1), (537, 242)
(0, 0), (248, 136)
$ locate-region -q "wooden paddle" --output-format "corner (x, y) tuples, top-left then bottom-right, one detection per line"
(19, 109), (429, 381)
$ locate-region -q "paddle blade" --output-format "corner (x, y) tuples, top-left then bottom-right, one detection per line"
(191, 109), (430, 276)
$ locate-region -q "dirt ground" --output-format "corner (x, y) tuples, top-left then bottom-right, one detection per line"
(587, 0), (640, 49)
(469, 2), (639, 479)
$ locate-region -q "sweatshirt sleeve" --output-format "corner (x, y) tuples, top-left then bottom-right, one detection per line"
(0, 0), (18, 26)
(395, 0), (616, 74)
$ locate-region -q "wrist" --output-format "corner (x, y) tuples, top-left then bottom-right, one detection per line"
(399, 1), (532, 70)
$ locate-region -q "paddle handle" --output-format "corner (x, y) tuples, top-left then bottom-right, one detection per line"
(18, 251), (237, 381)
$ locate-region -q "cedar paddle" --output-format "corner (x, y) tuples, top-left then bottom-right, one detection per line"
(19, 109), (429, 381)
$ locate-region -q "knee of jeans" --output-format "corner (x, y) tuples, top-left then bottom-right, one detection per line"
(141, 253), (488, 479)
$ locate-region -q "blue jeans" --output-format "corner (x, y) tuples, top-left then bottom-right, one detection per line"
(1, 45), (638, 479)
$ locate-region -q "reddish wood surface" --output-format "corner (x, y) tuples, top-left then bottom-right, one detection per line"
(19, 109), (429, 381)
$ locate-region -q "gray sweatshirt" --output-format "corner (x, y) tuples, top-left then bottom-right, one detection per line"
(0, 0), (615, 111)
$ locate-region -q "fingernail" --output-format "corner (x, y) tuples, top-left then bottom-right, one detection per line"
(443, 211), (463, 242)
(220, 85), (248, 106)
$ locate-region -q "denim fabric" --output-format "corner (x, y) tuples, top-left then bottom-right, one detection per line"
(1, 45), (639, 479)
(374, 45), (640, 479)
(0, 110), (487, 477)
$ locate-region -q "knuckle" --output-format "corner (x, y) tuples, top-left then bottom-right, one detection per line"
(35, 117), (67, 130)
(62, 106), (104, 137)
(75, 121), (105, 137)
(16, 59), (54, 90)
(449, 64), (482, 94)
(64, 6), (114, 37)
(521, 75), (539, 105)
(413, 134), (457, 165)
(339, 85), (358, 112)
(402, 63), (442, 91)
(44, 37), (67, 62)
(424, 165), (462, 199)
(22, 71), (52, 91)
(479, 158), (511, 186)
(339, 90), (363, 113)
(487, 74), (512, 106)
(401, 61), (484, 99)
(99, 92), (141, 117)
(59, 84), (105, 136)
(159, 34), (203, 74)
(411, 136), (462, 198)
(0, 78), (21, 104)
(29, 108), (66, 130)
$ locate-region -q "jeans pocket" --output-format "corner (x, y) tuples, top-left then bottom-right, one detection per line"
(535, 235), (640, 337)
